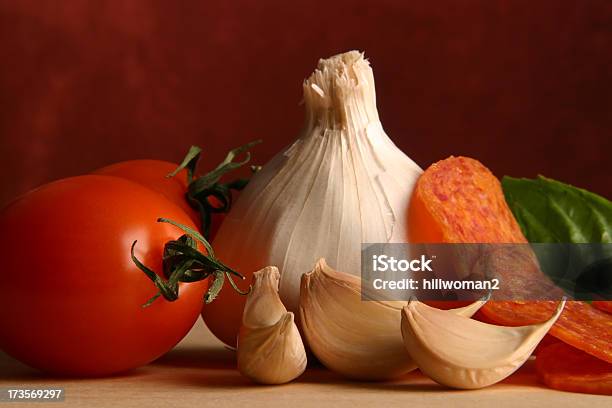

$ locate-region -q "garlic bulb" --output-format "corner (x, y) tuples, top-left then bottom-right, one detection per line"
(206, 50), (422, 345)
(299, 259), (488, 380)
(237, 266), (307, 384)
(401, 299), (566, 389)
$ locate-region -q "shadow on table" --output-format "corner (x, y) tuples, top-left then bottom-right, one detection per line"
(152, 345), (236, 370)
(309, 362), (543, 393)
(299, 368), (445, 393)
(154, 356), (543, 393)
(150, 348), (453, 392)
(153, 363), (451, 392)
(1, 344), (543, 393)
(0, 351), (155, 383)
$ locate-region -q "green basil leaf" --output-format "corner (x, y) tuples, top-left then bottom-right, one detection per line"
(502, 176), (611, 244)
(502, 176), (612, 299)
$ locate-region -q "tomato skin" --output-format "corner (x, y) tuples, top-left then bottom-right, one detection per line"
(200, 277), (248, 347)
(94, 160), (225, 240)
(94, 160), (199, 225)
(0, 175), (208, 376)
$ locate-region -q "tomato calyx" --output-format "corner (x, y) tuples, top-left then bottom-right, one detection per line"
(167, 140), (262, 239)
(131, 218), (250, 307)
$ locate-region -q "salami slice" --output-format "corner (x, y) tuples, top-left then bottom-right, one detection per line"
(593, 301), (612, 314)
(533, 334), (560, 356)
(410, 156), (612, 364)
(408, 156), (527, 244)
(482, 300), (612, 363)
(536, 342), (612, 395)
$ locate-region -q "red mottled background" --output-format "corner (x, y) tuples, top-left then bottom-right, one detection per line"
(1, 0), (611, 206)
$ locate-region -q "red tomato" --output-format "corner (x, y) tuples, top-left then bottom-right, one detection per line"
(93, 160), (199, 224)
(0, 175), (208, 376)
(94, 160), (225, 239)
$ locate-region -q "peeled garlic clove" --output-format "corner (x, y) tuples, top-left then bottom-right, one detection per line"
(238, 311), (306, 385)
(237, 267), (307, 384)
(401, 299), (566, 389)
(299, 259), (488, 381)
(449, 293), (491, 317)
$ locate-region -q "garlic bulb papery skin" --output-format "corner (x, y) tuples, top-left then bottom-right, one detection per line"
(237, 266), (307, 384)
(401, 299), (566, 389)
(205, 50), (422, 346)
(299, 259), (489, 381)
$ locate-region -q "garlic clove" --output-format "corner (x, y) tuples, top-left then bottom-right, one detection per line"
(237, 266), (307, 384)
(299, 259), (488, 381)
(242, 266), (286, 327)
(401, 299), (566, 389)
(238, 311), (306, 385)
(448, 293), (491, 317)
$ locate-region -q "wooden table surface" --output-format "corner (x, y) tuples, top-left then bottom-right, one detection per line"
(1, 319), (609, 407)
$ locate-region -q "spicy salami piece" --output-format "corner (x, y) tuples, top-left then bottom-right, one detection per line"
(409, 156), (528, 244)
(409, 156), (612, 364)
(482, 300), (612, 363)
(533, 334), (560, 356)
(536, 342), (612, 395)
(593, 301), (612, 314)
